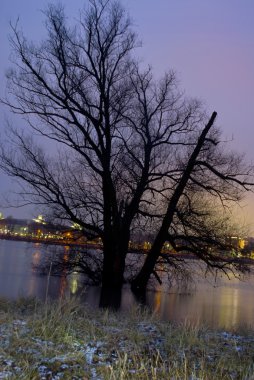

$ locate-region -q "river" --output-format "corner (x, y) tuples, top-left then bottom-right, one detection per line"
(1, 239), (254, 330)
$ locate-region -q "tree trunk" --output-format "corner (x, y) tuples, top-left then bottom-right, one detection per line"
(103, 226), (130, 285)
(131, 112), (217, 293)
(131, 231), (165, 292)
(100, 228), (130, 308)
(99, 285), (122, 309)
(101, 244), (126, 288)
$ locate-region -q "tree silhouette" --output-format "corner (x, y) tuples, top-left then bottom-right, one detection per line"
(1, 0), (252, 299)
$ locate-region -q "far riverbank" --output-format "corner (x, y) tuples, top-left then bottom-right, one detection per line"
(1, 234), (253, 265)
(0, 233), (101, 249)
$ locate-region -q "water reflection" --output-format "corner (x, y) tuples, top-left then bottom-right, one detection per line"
(1, 239), (254, 329)
(70, 275), (78, 295)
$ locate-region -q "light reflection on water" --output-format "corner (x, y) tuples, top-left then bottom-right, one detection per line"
(1, 239), (254, 329)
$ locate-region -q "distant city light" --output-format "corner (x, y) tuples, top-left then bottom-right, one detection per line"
(33, 215), (46, 224)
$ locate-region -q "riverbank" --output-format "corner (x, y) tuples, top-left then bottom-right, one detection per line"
(0, 297), (254, 379)
(1, 235), (254, 267)
(0, 234), (102, 249)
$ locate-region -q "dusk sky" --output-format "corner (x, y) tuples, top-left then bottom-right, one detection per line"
(1, 1), (254, 231)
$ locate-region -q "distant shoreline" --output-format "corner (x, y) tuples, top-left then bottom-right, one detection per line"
(1, 234), (254, 266)
(0, 234), (101, 249)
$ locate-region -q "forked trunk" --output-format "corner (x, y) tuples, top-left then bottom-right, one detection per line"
(131, 234), (164, 293)
(131, 112), (218, 293)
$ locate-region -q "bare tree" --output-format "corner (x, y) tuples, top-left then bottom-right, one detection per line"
(1, 0), (253, 298)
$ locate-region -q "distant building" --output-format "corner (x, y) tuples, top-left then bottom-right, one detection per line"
(0, 216), (67, 240)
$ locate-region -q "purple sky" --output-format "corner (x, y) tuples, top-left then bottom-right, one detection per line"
(1, 1), (254, 231)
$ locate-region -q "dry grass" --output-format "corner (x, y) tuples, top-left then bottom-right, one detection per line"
(0, 296), (254, 379)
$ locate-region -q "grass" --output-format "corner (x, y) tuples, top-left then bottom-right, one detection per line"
(0, 297), (254, 379)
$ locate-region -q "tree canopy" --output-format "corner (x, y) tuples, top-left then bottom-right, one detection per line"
(1, 0), (253, 297)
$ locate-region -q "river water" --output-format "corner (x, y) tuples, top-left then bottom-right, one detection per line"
(1, 239), (254, 330)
